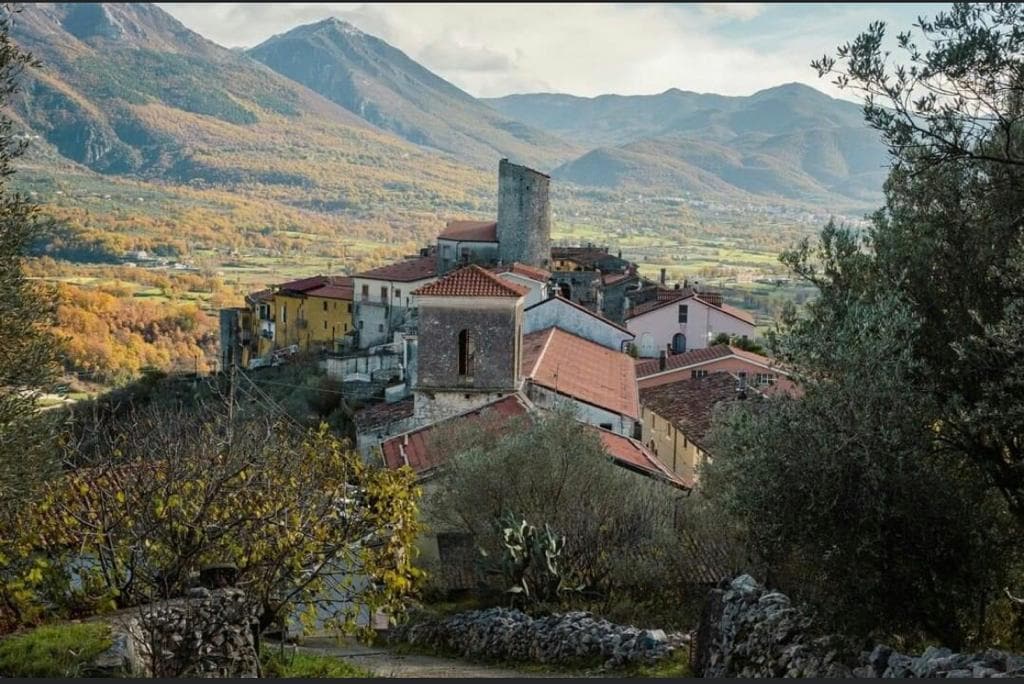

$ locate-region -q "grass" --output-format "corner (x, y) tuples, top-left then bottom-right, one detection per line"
(621, 647), (693, 678)
(261, 650), (375, 678)
(0, 622), (113, 678)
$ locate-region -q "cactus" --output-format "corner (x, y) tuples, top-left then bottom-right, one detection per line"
(485, 511), (575, 606)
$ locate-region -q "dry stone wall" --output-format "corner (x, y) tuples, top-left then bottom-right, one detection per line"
(92, 587), (261, 678)
(389, 607), (687, 669)
(696, 575), (1024, 678)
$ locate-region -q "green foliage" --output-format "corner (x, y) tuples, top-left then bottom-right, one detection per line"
(4, 398), (422, 637)
(487, 512), (573, 606)
(0, 622), (112, 678)
(704, 293), (1015, 645)
(426, 408), (718, 623)
(704, 2), (1024, 647)
(261, 649), (375, 678)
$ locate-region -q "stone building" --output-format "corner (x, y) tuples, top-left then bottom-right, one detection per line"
(436, 220), (499, 274)
(496, 158), (551, 268)
(411, 264), (528, 423)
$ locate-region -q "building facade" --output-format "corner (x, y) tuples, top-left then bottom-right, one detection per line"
(626, 292), (756, 358)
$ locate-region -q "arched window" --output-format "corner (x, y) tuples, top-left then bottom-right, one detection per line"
(458, 329), (475, 376)
(672, 333), (687, 353)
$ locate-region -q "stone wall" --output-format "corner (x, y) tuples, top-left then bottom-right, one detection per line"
(695, 575), (1024, 678)
(389, 607), (687, 669)
(94, 587), (261, 678)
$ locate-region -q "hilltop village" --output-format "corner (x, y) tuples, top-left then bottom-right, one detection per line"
(220, 159), (792, 508)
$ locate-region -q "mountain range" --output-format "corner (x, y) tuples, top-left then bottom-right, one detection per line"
(8, 1), (889, 246)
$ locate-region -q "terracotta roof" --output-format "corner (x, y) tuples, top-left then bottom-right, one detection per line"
(356, 253), (437, 282)
(635, 344), (734, 377)
(353, 398), (415, 432)
(306, 276), (353, 300)
(276, 275), (331, 293)
(380, 393), (686, 489)
(491, 262), (551, 283)
(625, 291), (755, 326)
(524, 295), (634, 337)
(522, 327), (640, 419)
(712, 300), (756, 325)
(246, 288), (273, 303)
(438, 220), (498, 242)
(380, 395), (529, 473)
(639, 372), (754, 451)
(413, 264), (528, 298)
(595, 427), (689, 489)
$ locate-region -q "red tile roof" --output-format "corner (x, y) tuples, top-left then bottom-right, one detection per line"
(639, 372), (756, 451)
(380, 394), (686, 488)
(595, 427), (690, 489)
(276, 275), (331, 293)
(635, 344), (733, 377)
(306, 276), (354, 300)
(353, 397), (415, 432)
(246, 288), (273, 303)
(356, 253), (438, 282)
(438, 220), (498, 242)
(491, 262), (551, 283)
(524, 295), (634, 336)
(625, 291), (755, 326)
(413, 264), (528, 298)
(380, 395), (529, 473)
(522, 327), (640, 419)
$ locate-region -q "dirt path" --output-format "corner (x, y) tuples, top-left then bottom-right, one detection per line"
(284, 637), (588, 678)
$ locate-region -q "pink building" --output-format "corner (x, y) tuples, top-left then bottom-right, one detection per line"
(625, 291), (756, 357)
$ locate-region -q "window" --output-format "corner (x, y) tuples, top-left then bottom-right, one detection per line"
(358, 320), (364, 329)
(380, 286), (388, 302)
(361, 284), (369, 301)
(738, 371), (747, 381)
(599, 422), (613, 431)
(323, 320), (327, 330)
(395, 288), (402, 300)
(281, 305), (287, 324)
(678, 304), (688, 323)
(458, 329), (475, 376)
(756, 373), (777, 386)
(347, 303), (353, 313)
(378, 323), (384, 333)
(691, 369), (708, 379)
(322, 301), (328, 312)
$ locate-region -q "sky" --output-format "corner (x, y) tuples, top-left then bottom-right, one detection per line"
(158, 2), (949, 100)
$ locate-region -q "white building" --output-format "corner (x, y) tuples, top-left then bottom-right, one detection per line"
(625, 292), (755, 358)
(352, 251), (437, 349)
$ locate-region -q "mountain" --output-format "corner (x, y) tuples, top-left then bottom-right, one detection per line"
(487, 84), (888, 206)
(248, 18), (579, 171)
(9, 3), (492, 215)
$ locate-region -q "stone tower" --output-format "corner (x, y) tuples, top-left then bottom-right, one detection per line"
(411, 265), (527, 423)
(496, 159), (551, 268)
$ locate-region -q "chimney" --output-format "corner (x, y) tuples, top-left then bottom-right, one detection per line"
(659, 268), (666, 285)
(659, 350), (668, 371)
(617, 249), (622, 259)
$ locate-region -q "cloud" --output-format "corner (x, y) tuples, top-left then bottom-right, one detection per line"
(697, 3), (766, 22)
(156, 2), (946, 100)
(419, 39), (513, 73)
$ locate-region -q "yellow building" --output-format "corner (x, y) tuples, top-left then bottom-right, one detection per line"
(640, 372), (755, 486)
(222, 276), (354, 368)
(271, 276), (354, 353)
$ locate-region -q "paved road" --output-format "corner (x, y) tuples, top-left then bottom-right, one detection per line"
(285, 637), (585, 678)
